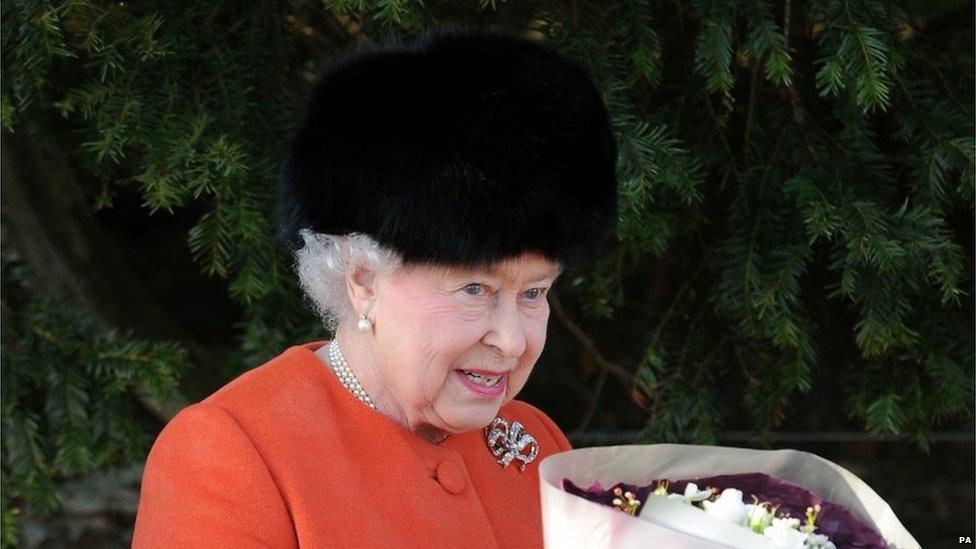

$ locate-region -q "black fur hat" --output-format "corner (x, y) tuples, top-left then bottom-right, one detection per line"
(278, 29), (618, 269)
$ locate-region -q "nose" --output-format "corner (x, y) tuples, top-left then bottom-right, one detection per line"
(483, 298), (527, 359)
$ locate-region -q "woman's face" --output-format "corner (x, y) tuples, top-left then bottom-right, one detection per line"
(368, 251), (561, 437)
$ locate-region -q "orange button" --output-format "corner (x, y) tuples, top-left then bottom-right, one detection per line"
(435, 461), (466, 494)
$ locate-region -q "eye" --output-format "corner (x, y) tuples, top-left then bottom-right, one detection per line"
(461, 283), (487, 296)
(522, 287), (547, 300)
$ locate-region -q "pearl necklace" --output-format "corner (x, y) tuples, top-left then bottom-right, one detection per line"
(327, 340), (377, 411)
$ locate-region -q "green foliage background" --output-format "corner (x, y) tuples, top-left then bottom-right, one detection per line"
(2, 0), (973, 545)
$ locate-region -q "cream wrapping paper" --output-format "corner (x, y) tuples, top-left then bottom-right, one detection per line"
(538, 444), (920, 549)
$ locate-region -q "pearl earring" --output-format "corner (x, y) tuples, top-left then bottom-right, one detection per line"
(356, 314), (373, 332)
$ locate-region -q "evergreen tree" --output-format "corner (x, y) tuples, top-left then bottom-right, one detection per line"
(2, 0), (972, 544)
(0, 254), (183, 547)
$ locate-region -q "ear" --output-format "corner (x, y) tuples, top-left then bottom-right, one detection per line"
(345, 266), (377, 317)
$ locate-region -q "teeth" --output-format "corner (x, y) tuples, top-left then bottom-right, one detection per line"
(463, 371), (502, 387)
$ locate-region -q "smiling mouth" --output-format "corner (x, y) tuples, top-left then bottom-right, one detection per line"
(460, 370), (504, 387)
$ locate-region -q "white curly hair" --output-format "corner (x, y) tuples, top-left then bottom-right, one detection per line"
(294, 229), (403, 332)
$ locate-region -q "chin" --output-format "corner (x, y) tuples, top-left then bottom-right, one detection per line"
(441, 404), (501, 433)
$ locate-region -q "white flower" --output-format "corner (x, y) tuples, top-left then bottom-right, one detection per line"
(745, 503), (774, 533)
(805, 532), (836, 549)
(701, 488), (747, 526)
(763, 517), (807, 548)
(667, 482), (713, 504)
(648, 481), (837, 549)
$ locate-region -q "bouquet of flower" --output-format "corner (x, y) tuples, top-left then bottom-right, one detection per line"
(538, 444), (920, 548)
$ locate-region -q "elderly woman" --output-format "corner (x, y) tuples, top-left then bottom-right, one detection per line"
(133, 29), (617, 548)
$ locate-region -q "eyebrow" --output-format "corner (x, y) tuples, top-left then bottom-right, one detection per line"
(479, 264), (563, 283)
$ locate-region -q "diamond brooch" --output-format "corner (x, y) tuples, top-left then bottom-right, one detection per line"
(484, 417), (539, 472)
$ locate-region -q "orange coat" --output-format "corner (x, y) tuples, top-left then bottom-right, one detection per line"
(133, 341), (572, 548)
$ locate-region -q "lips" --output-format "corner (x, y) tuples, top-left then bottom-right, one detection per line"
(455, 369), (509, 397)
(460, 370), (504, 387)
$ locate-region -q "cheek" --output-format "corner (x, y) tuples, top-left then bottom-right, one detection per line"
(415, 296), (491, 344)
(386, 289), (477, 342)
(401, 298), (488, 384)
(524, 303), (550, 349)
(510, 308), (550, 385)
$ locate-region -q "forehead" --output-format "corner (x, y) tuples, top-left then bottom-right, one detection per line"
(418, 253), (562, 283)
(477, 255), (562, 280)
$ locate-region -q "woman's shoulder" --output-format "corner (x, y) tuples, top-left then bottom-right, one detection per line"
(134, 344), (334, 546)
(134, 400), (298, 547)
(144, 401), (264, 470)
(146, 342), (337, 463)
(203, 342), (327, 409)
